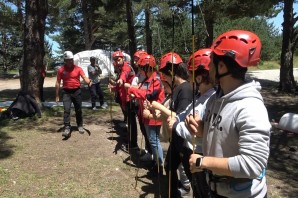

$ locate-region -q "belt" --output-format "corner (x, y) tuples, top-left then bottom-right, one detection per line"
(207, 171), (252, 194)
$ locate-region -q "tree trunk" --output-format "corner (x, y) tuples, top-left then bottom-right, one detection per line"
(17, 0), (24, 80)
(22, 0), (48, 103)
(1, 34), (8, 72)
(81, 0), (92, 50)
(279, 0), (297, 93)
(82, 0), (89, 49)
(126, 0), (137, 70)
(145, 7), (153, 54)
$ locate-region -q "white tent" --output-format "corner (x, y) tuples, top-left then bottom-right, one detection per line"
(73, 49), (131, 78)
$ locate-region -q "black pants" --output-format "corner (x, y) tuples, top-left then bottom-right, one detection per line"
(89, 82), (104, 107)
(192, 171), (211, 198)
(62, 88), (83, 127)
(126, 101), (138, 148)
(165, 132), (193, 198)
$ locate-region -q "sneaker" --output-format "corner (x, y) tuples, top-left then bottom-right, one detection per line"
(138, 149), (147, 156)
(119, 122), (127, 128)
(92, 107), (98, 110)
(78, 126), (85, 134)
(177, 186), (191, 197)
(140, 152), (153, 162)
(62, 126), (71, 137)
(100, 102), (108, 109)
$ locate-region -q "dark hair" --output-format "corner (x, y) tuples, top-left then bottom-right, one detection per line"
(212, 53), (247, 80)
(195, 69), (210, 84)
(159, 62), (189, 80)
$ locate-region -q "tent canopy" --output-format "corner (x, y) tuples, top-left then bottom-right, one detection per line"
(73, 49), (131, 77)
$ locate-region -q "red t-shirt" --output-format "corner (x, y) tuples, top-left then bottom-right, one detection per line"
(57, 65), (85, 89)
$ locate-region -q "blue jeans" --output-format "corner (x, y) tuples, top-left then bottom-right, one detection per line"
(144, 125), (163, 165)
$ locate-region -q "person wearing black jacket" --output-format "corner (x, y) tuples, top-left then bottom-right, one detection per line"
(159, 52), (193, 197)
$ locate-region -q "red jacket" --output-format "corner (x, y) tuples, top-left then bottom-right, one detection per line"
(115, 62), (135, 108)
(128, 72), (165, 126)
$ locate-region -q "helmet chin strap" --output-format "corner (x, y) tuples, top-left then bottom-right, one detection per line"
(195, 78), (201, 88)
(215, 65), (230, 80)
(195, 78), (201, 94)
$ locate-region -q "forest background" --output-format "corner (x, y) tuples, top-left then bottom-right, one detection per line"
(0, 1), (298, 197)
(0, 0), (298, 102)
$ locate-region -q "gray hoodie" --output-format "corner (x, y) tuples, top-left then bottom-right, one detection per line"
(203, 81), (271, 198)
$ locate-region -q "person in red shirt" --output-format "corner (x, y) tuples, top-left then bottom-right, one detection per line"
(55, 51), (92, 138)
(112, 50), (138, 151)
(128, 54), (165, 175)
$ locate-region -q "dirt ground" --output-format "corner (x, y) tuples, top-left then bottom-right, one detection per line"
(0, 73), (298, 198)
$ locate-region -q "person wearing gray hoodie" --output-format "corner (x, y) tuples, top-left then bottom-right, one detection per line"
(186, 30), (271, 198)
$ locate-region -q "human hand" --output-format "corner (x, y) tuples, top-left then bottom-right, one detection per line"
(189, 154), (204, 173)
(143, 109), (151, 119)
(117, 79), (123, 86)
(124, 83), (131, 89)
(55, 96), (59, 103)
(109, 78), (116, 85)
(130, 93), (135, 99)
(185, 112), (203, 136)
(167, 116), (177, 131)
(108, 83), (114, 93)
(143, 100), (152, 110)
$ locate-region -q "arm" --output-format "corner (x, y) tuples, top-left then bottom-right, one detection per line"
(184, 113), (204, 137)
(80, 70), (92, 87)
(143, 109), (162, 120)
(118, 64), (131, 85)
(189, 154), (231, 176)
(83, 75), (92, 86)
(55, 78), (61, 102)
(124, 83), (130, 89)
(191, 101), (271, 179)
(151, 101), (175, 117)
(96, 64), (102, 75)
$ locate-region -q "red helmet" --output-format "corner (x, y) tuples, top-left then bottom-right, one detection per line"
(159, 52), (183, 70)
(187, 48), (212, 71)
(137, 54), (156, 68)
(112, 50), (124, 59)
(212, 30), (261, 67)
(134, 50), (147, 59)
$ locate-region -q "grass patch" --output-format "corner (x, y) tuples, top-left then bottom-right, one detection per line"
(0, 166), (10, 185)
(248, 55), (298, 71)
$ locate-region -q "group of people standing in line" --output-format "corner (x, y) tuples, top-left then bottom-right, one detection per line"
(55, 29), (271, 198)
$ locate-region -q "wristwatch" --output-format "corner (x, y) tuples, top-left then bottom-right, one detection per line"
(195, 156), (204, 169)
